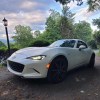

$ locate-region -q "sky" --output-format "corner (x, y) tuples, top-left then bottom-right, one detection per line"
(0, 0), (99, 43)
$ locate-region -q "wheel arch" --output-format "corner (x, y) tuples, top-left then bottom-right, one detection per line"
(90, 52), (95, 59)
(92, 53), (95, 57)
(49, 54), (68, 66)
(89, 52), (95, 62)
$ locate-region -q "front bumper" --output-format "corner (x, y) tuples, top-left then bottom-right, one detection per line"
(7, 58), (49, 78)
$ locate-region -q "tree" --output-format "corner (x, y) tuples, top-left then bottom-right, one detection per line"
(87, 39), (97, 49)
(55, 0), (100, 11)
(74, 21), (92, 42)
(60, 6), (75, 38)
(0, 41), (6, 47)
(93, 17), (100, 29)
(34, 30), (41, 37)
(87, 0), (100, 11)
(30, 40), (50, 47)
(93, 30), (100, 45)
(55, 0), (83, 6)
(13, 25), (34, 48)
(39, 10), (62, 43)
(37, 8), (74, 42)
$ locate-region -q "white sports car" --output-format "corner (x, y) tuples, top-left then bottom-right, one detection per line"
(7, 39), (95, 83)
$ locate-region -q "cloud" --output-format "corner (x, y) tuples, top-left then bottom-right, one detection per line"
(0, 0), (23, 13)
(0, 0), (53, 38)
(74, 6), (97, 22)
(20, 1), (38, 9)
(0, 0), (99, 41)
(74, 6), (99, 31)
(0, 34), (15, 39)
(0, 10), (47, 38)
(74, 7), (98, 22)
(0, 0), (55, 13)
(0, 0), (61, 41)
(67, 1), (77, 9)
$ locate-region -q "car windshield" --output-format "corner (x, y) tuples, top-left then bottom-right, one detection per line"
(49, 40), (76, 48)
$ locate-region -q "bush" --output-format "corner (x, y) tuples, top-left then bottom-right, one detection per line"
(0, 41), (6, 47)
(87, 40), (97, 49)
(10, 48), (18, 54)
(0, 46), (18, 59)
(30, 40), (50, 47)
(0, 46), (18, 66)
(0, 47), (7, 56)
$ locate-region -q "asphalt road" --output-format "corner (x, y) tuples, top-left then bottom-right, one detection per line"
(0, 57), (100, 100)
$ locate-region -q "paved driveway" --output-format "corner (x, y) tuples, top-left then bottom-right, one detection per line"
(0, 57), (100, 100)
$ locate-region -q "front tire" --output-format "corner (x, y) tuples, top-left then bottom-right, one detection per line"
(47, 56), (68, 83)
(88, 54), (95, 68)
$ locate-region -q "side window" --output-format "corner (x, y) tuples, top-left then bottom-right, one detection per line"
(69, 40), (75, 48)
(77, 41), (87, 48)
(61, 40), (75, 48)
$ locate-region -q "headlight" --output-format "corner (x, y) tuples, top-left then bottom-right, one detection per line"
(27, 55), (46, 60)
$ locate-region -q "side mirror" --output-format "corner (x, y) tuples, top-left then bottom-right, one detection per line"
(79, 45), (86, 51)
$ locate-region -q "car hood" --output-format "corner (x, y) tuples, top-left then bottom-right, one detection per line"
(14, 47), (51, 57)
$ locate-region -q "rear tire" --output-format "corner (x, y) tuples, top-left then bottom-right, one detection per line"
(88, 54), (95, 68)
(47, 56), (68, 83)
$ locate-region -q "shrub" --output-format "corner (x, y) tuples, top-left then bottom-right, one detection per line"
(87, 40), (97, 49)
(0, 41), (6, 47)
(30, 40), (50, 47)
(6, 48), (18, 55)
(0, 46), (18, 59)
(0, 47), (7, 57)
(0, 47), (18, 66)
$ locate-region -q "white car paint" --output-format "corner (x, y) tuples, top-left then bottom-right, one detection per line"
(7, 39), (94, 79)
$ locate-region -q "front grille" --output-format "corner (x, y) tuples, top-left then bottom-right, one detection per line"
(8, 61), (24, 72)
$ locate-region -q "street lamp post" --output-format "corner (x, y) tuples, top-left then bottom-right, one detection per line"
(2, 17), (11, 56)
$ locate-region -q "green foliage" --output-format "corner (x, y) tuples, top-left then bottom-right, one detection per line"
(34, 30), (41, 37)
(55, 0), (100, 11)
(60, 6), (75, 38)
(13, 25), (34, 48)
(42, 10), (62, 43)
(37, 31), (62, 43)
(55, 0), (83, 6)
(93, 17), (100, 29)
(30, 40), (50, 47)
(10, 43), (19, 50)
(41, 7), (75, 42)
(0, 47), (7, 57)
(87, 40), (97, 49)
(0, 41), (6, 47)
(74, 21), (92, 42)
(98, 50), (100, 56)
(87, 0), (100, 11)
(0, 47), (7, 53)
(93, 30), (100, 45)
(55, 0), (68, 5)
(0, 46), (18, 60)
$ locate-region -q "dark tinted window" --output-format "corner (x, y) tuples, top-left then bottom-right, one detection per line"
(60, 40), (75, 48)
(49, 40), (76, 48)
(77, 41), (87, 48)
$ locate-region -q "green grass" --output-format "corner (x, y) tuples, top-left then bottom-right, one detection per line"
(98, 50), (100, 56)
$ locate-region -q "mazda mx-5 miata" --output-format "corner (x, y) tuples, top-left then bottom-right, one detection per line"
(7, 39), (95, 83)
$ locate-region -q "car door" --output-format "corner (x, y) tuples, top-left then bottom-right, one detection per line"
(75, 40), (89, 66)
(67, 47), (83, 69)
(61, 40), (82, 70)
